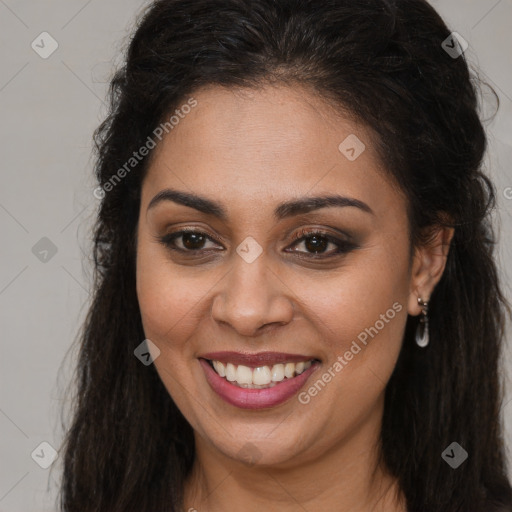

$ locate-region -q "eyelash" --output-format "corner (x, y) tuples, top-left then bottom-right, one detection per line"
(158, 227), (356, 259)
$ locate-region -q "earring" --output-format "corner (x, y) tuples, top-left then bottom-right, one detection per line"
(415, 297), (429, 348)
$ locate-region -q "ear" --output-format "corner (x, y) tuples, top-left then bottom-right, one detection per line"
(407, 225), (455, 316)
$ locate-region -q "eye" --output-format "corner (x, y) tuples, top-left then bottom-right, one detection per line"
(158, 228), (221, 253)
(287, 228), (357, 257)
(158, 227), (358, 259)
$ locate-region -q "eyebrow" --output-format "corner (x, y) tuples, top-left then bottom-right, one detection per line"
(147, 188), (374, 220)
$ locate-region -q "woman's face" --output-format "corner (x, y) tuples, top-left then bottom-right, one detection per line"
(136, 84), (423, 468)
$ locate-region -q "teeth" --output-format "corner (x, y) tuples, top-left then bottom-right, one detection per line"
(236, 364), (253, 385)
(213, 360), (226, 377)
(272, 363), (285, 382)
(210, 359), (314, 388)
(253, 366), (272, 386)
(226, 363), (237, 382)
(284, 362), (295, 379)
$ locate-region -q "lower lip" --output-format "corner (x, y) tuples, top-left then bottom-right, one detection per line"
(199, 359), (319, 410)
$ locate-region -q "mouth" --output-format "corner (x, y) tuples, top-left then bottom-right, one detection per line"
(204, 358), (316, 388)
(198, 352), (321, 409)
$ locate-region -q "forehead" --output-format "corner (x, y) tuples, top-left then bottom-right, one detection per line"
(142, 84), (406, 221)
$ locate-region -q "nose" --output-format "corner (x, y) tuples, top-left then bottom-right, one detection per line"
(211, 252), (294, 338)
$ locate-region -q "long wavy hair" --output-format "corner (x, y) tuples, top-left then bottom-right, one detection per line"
(57, 0), (512, 510)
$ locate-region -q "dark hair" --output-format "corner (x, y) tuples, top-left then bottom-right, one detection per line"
(58, 0), (512, 510)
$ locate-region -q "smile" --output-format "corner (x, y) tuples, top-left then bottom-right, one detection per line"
(198, 352), (321, 409)
(208, 359), (313, 388)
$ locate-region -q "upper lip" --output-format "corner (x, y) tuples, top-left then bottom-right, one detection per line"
(199, 351), (319, 368)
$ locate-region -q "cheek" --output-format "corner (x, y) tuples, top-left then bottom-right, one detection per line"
(135, 238), (212, 424)
(289, 238), (410, 405)
(287, 245), (409, 440)
(295, 248), (408, 346)
(136, 236), (208, 345)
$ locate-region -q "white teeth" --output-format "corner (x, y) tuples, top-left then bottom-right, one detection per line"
(284, 362), (295, 379)
(213, 360), (226, 377)
(236, 364), (253, 385)
(253, 366), (272, 386)
(210, 359), (315, 388)
(272, 363), (285, 382)
(226, 363), (237, 382)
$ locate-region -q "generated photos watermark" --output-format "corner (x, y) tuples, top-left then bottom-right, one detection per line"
(298, 301), (403, 404)
(93, 97), (198, 200)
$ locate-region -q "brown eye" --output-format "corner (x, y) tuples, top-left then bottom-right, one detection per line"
(181, 232), (207, 250)
(288, 229), (357, 257)
(300, 234), (330, 253)
(158, 227), (358, 260)
(159, 229), (221, 252)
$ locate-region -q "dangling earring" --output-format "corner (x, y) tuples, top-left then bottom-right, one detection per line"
(415, 297), (429, 348)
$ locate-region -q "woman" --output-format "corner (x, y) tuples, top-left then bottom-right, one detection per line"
(58, 0), (512, 510)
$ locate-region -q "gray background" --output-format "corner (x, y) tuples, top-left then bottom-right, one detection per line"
(0, 1), (511, 510)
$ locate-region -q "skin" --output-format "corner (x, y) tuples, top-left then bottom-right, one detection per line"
(135, 83), (454, 512)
